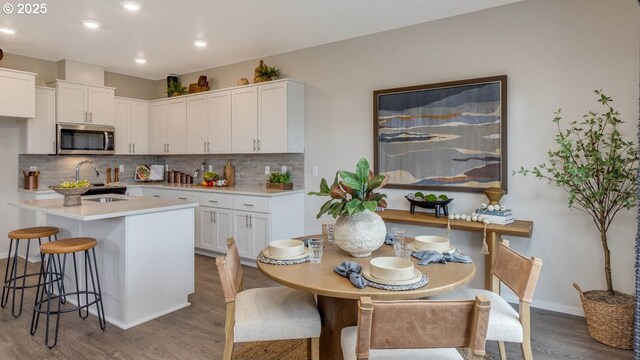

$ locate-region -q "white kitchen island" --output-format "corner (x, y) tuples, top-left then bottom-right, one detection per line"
(13, 194), (197, 330)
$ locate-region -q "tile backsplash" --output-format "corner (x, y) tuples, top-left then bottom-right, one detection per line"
(19, 154), (304, 188)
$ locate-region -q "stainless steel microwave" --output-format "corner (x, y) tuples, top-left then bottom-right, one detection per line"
(57, 123), (115, 155)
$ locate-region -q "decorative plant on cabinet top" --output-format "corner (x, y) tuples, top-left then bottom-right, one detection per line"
(309, 158), (389, 257)
(515, 90), (638, 349)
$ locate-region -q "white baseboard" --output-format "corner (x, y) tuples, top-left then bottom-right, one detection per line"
(502, 293), (584, 317)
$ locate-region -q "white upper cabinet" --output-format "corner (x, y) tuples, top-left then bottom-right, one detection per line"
(130, 101), (148, 154)
(0, 68), (36, 119)
(146, 79), (303, 155)
(167, 98), (187, 154)
(231, 80), (304, 154)
(115, 97), (148, 154)
(208, 90), (232, 153)
(231, 87), (258, 153)
(186, 94), (209, 153)
(148, 102), (168, 154)
(52, 80), (115, 125)
(19, 87), (56, 154)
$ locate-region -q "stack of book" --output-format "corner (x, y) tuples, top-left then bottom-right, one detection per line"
(475, 208), (515, 225)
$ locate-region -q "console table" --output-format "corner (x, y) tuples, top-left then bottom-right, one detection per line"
(378, 209), (534, 290)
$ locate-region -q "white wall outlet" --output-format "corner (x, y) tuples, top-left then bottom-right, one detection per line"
(281, 165), (287, 173)
(119, 165), (125, 172)
(264, 165), (270, 175)
(29, 166), (37, 172)
(312, 166), (319, 176)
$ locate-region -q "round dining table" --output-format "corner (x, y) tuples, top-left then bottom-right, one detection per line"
(257, 236), (476, 360)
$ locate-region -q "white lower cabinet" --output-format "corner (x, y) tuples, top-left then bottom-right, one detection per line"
(136, 187), (304, 263)
(199, 207), (233, 252)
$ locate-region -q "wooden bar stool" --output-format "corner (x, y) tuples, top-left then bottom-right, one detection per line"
(2, 226), (61, 318)
(30, 237), (106, 349)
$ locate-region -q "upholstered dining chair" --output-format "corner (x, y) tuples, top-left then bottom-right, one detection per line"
(215, 238), (321, 360)
(430, 240), (543, 360)
(341, 296), (491, 360)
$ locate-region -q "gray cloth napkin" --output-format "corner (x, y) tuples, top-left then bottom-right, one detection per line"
(334, 261), (368, 289)
(412, 250), (473, 266)
(384, 233), (396, 245)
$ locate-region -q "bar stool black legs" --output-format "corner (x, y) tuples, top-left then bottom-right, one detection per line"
(30, 238), (105, 349)
(1, 227), (60, 318)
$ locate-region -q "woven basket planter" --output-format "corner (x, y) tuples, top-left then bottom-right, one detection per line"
(573, 283), (634, 349)
(266, 182), (293, 191)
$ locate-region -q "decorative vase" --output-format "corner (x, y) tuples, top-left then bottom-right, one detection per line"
(483, 187), (505, 205)
(333, 210), (386, 257)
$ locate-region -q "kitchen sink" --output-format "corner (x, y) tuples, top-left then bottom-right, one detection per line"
(85, 197), (128, 203)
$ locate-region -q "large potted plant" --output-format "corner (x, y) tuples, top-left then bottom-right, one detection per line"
(309, 158), (388, 257)
(516, 90), (638, 349)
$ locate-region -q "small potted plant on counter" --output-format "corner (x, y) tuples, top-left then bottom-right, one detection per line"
(267, 171), (293, 190)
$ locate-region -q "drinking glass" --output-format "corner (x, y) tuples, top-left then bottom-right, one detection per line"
(393, 228), (406, 245)
(308, 238), (324, 263)
(322, 223), (335, 244)
(394, 243), (412, 259)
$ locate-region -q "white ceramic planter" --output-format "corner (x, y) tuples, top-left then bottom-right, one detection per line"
(333, 210), (386, 257)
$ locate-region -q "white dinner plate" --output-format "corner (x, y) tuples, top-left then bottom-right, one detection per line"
(408, 244), (457, 254)
(361, 265), (423, 286)
(261, 247), (309, 260)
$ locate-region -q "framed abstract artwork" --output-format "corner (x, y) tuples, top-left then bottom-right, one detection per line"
(373, 75), (507, 192)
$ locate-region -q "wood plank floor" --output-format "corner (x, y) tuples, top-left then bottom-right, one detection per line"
(0, 255), (633, 359)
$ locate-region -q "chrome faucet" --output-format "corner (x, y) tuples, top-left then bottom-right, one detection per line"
(75, 160), (100, 182)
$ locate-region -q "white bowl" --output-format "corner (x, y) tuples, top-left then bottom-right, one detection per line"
(413, 235), (451, 252)
(268, 239), (305, 258)
(369, 257), (415, 281)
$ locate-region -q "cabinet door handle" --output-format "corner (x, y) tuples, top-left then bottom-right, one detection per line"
(129, 143), (132, 153)
(90, 112), (93, 122)
(245, 214), (249, 228)
(208, 200), (218, 203)
(213, 210), (217, 223)
(207, 141), (210, 153)
(132, 143), (135, 153)
(52, 140), (56, 153)
(253, 139), (256, 152)
(204, 141), (207, 153)
(167, 143), (170, 153)
(84, 112), (87, 122)
(243, 203), (254, 207)
(257, 139), (261, 152)
(210, 210), (214, 223)
(249, 214), (253, 228)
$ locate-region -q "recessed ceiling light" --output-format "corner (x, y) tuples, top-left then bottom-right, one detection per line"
(135, 58), (147, 64)
(0, 27), (16, 34)
(83, 20), (100, 29)
(194, 40), (207, 48)
(121, 1), (141, 11)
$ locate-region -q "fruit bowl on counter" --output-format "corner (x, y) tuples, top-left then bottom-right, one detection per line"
(49, 180), (93, 206)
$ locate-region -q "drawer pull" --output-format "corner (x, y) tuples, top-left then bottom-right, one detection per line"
(243, 203), (254, 207)
(152, 195), (161, 198)
(208, 200), (218, 203)
(179, 197), (187, 200)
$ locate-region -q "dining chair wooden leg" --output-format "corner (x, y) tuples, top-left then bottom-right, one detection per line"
(498, 341), (507, 360)
(223, 302), (235, 360)
(307, 337), (319, 360)
(520, 301), (533, 360)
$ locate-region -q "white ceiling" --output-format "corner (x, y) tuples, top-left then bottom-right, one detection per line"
(0, 0), (521, 80)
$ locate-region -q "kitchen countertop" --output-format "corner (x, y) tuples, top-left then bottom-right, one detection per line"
(19, 183), (306, 197)
(12, 194), (198, 221)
